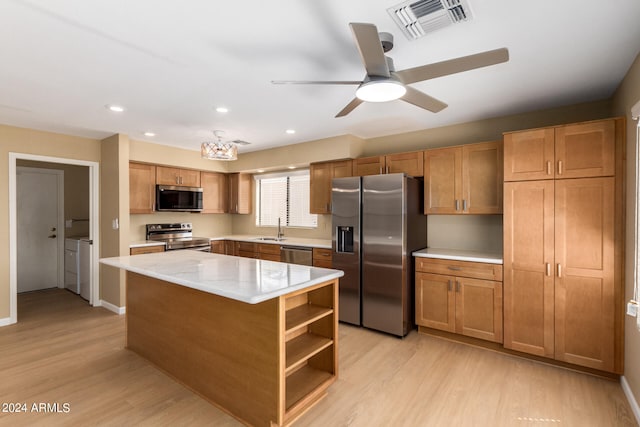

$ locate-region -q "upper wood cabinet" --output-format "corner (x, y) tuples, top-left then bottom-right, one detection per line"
(353, 151), (424, 177)
(504, 119), (615, 181)
(129, 162), (156, 214)
(156, 166), (201, 187)
(201, 172), (228, 214)
(310, 159), (352, 214)
(424, 141), (502, 214)
(228, 173), (252, 214)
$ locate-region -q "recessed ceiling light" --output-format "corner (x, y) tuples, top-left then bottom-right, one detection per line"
(216, 107), (229, 113)
(285, 129), (296, 134)
(257, 169), (265, 173)
(288, 166), (296, 170)
(144, 132), (156, 137)
(106, 104), (125, 113)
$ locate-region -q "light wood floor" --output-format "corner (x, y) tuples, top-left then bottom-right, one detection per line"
(0, 289), (636, 427)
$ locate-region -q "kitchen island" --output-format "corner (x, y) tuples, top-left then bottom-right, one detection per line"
(100, 251), (343, 427)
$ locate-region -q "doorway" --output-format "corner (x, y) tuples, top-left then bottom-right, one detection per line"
(8, 153), (100, 325)
(16, 167), (64, 292)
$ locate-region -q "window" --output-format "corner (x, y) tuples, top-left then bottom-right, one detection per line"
(255, 170), (317, 228)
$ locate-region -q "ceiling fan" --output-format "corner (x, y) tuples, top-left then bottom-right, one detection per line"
(272, 22), (509, 118)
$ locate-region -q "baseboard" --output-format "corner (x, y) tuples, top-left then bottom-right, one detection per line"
(0, 317), (15, 327)
(98, 300), (126, 315)
(621, 376), (640, 425)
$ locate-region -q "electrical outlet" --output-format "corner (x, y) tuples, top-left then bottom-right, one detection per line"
(627, 301), (638, 317)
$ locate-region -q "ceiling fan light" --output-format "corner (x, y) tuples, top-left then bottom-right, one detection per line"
(356, 80), (406, 102)
(201, 141), (237, 161)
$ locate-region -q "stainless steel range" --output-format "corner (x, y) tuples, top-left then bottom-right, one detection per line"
(146, 223), (211, 252)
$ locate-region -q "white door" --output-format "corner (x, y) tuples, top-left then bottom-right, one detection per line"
(17, 167), (63, 292)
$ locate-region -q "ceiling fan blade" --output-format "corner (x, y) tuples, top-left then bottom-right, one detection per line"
(335, 98), (363, 118)
(271, 80), (361, 85)
(350, 23), (390, 78)
(395, 48), (509, 84)
(401, 86), (448, 113)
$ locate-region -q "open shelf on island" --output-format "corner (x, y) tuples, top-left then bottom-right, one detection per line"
(285, 304), (333, 333)
(286, 333), (333, 374)
(286, 364), (334, 411)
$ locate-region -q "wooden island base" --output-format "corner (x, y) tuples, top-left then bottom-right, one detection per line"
(126, 272), (338, 427)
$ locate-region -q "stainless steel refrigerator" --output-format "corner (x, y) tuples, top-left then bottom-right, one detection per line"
(331, 173), (427, 337)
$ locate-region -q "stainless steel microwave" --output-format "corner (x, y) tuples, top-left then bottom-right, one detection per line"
(156, 185), (203, 212)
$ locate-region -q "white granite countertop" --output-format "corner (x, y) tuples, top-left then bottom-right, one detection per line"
(413, 248), (503, 264)
(129, 240), (167, 249)
(100, 250), (343, 304)
(210, 235), (331, 249)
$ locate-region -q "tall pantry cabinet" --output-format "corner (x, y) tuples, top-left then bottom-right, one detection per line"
(502, 118), (624, 374)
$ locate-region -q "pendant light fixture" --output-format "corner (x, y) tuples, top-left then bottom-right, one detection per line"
(201, 130), (238, 161)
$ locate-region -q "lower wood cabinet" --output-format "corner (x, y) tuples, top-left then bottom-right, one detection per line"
(312, 248), (332, 268)
(504, 177), (620, 373)
(415, 258), (503, 343)
(258, 243), (281, 261)
(236, 241), (258, 258)
(210, 240), (226, 254)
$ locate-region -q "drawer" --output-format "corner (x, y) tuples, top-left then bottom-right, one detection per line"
(237, 242), (257, 252)
(258, 243), (281, 255)
(238, 250), (258, 259)
(260, 253), (281, 262)
(312, 248), (332, 261)
(415, 257), (502, 281)
(130, 245), (165, 255)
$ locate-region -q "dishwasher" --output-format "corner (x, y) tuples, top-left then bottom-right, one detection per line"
(280, 246), (313, 266)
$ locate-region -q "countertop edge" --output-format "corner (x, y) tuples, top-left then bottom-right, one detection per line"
(100, 256), (343, 304)
(413, 249), (503, 265)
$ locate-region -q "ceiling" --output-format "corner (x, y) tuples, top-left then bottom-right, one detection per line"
(1, 0), (640, 154)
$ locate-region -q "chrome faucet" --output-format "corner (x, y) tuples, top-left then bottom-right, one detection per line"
(277, 217), (284, 240)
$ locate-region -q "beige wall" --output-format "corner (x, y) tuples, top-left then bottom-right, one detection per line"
(17, 160), (90, 237)
(129, 213), (232, 241)
(0, 125), (100, 320)
(228, 135), (366, 173)
(612, 52), (640, 407)
(130, 139), (228, 172)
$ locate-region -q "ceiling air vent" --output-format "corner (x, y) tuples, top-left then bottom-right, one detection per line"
(387, 0), (473, 40)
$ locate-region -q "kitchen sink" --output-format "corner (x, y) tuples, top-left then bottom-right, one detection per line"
(253, 237), (286, 242)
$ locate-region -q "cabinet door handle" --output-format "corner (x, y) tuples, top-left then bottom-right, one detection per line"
(463, 199), (467, 212)
(379, 166), (383, 174)
(447, 266), (461, 271)
(546, 263), (551, 276)
(447, 280), (452, 291)
(455, 200), (460, 211)
(557, 263), (562, 278)
(547, 161), (552, 175)
(558, 160), (563, 175)
(456, 281), (461, 292)
(385, 165), (389, 174)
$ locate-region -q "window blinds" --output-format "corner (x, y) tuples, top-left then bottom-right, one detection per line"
(255, 170), (317, 228)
